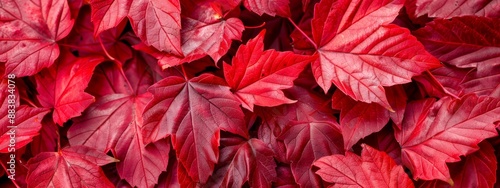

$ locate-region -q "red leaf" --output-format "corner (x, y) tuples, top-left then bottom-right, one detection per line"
(26, 146), (117, 188)
(142, 73), (247, 184)
(461, 61), (500, 98)
(243, 0), (291, 17)
(0, 106), (49, 153)
(67, 60), (169, 188)
(30, 116), (59, 155)
(34, 52), (104, 125)
(405, 0), (500, 20)
(331, 90), (390, 150)
(220, 138), (277, 188)
(224, 31), (314, 111)
(311, 0), (440, 109)
(279, 121), (344, 187)
(394, 95), (500, 182)
(418, 142), (497, 188)
(0, 0), (75, 76)
(414, 16), (500, 68)
(89, 0), (131, 36)
(128, 0), (182, 56)
(313, 144), (414, 188)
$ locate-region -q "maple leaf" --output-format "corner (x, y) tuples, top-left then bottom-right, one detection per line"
(142, 73), (247, 184)
(420, 142), (497, 188)
(34, 52), (104, 125)
(128, 0), (182, 56)
(310, 0), (441, 109)
(136, 0), (244, 69)
(26, 146), (117, 188)
(313, 144), (414, 188)
(224, 31), (314, 111)
(243, 0), (291, 17)
(219, 138), (277, 188)
(67, 59), (170, 188)
(414, 16), (500, 68)
(0, 0), (75, 76)
(405, 0), (500, 21)
(394, 95), (500, 182)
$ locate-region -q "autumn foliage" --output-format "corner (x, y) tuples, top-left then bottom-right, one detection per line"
(1, 0), (500, 187)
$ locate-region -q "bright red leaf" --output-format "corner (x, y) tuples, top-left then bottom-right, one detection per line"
(224, 31), (314, 111)
(394, 95), (500, 182)
(26, 146), (117, 188)
(414, 16), (500, 68)
(311, 0), (440, 109)
(0, 0), (75, 76)
(142, 73), (247, 184)
(34, 52), (104, 125)
(313, 144), (414, 188)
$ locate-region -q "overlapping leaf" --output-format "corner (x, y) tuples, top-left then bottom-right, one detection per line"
(414, 16), (500, 68)
(26, 146), (117, 188)
(34, 52), (104, 125)
(405, 0), (500, 20)
(243, 0), (291, 17)
(313, 144), (414, 187)
(311, 0), (441, 109)
(142, 73), (247, 184)
(67, 59), (170, 188)
(0, 0), (75, 76)
(224, 31), (314, 111)
(394, 95), (500, 182)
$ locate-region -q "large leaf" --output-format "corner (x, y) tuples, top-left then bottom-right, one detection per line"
(414, 16), (500, 68)
(128, 0), (182, 56)
(67, 60), (170, 188)
(224, 31), (313, 111)
(311, 0), (440, 109)
(394, 95), (500, 182)
(0, 0), (75, 76)
(34, 52), (104, 125)
(313, 144), (414, 188)
(142, 73), (247, 184)
(25, 146), (117, 188)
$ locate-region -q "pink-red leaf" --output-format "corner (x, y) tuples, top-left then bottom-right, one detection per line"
(142, 73), (247, 184)
(221, 138), (277, 188)
(26, 146), (117, 188)
(89, 0), (131, 36)
(394, 95), (500, 182)
(128, 0), (182, 56)
(0, 106), (49, 153)
(35, 52), (103, 125)
(224, 31), (314, 111)
(243, 0), (291, 17)
(414, 16), (500, 68)
(0, 0), (75, 76)
(311, 0), (440, 109)
(313, 144), (414, 188)
(405, 0), (500, 20)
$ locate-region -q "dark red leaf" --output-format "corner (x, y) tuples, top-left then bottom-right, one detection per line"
(395, 95), (500, 182)
(311, 0), (440, 109)
(0, 0), (75, 76)
(243, 0), (291, 17)
(224, 31), (314, 111)
(405, 0), (500, 21)
(414, 16), (500, 68)
(313, 144), (414, 187)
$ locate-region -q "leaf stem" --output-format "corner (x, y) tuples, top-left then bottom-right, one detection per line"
(287, 17), (318, 49)
(180, 64), (189, 80)
(98, 36), (116, 62)
(244, 22), (266, 29)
